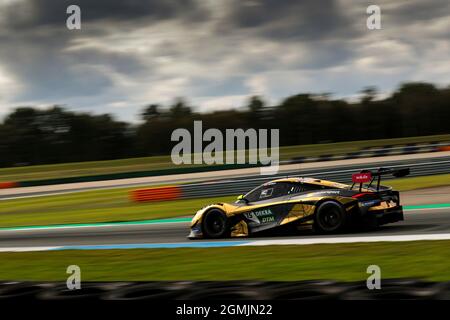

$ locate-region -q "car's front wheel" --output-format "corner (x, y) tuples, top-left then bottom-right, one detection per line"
(202, 209), (229, 238)
(314, 201), (347, 234)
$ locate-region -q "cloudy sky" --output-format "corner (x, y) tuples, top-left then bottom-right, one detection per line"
(0, 0), (449, 122)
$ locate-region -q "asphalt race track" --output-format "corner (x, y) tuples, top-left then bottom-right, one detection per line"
(1, 207), (449, 249)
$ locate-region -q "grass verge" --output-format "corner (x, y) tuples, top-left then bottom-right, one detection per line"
(0, 174), (449, 228)
(386, 173), (450, 191)
(1, 134), (448, 182)
(0, 188), (234, 228)
(1, 241), (450, 281)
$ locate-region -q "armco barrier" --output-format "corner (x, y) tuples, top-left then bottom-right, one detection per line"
(128, 155), (450, 202)
(10, 141), (450, 189)
(18, 163), (259, 188)
(130, 186), (181, 202)
(178, 155), (450, 200)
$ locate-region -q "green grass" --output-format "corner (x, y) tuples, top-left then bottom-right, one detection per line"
(0, 187), (235, 228)
(2, 241), (450, 281)
(1, 134), (448, 182)
(0, 174), (449, 228)
(387, 173), (450, 191)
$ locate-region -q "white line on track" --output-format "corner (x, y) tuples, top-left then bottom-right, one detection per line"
(238, 233), (450, 246)
(0, 246), (61, 252)
(2, 232), (450, 252)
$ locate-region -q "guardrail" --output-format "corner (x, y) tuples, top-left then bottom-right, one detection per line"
(2, 141), (449, 190)
(130, 156), (450, 202)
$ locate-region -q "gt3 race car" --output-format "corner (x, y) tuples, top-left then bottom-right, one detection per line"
(188, 168), (409, 239)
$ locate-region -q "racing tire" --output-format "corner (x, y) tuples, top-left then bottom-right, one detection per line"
(314, 201), (347, 234)
(202, 209), (228, 238)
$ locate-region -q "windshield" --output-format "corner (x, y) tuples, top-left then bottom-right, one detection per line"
(244, 182), (302, 203)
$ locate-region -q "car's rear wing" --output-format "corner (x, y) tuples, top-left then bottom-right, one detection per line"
(351, 167), (410, 191)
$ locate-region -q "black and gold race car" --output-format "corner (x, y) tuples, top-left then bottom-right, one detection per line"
(188, 168), (409, 239)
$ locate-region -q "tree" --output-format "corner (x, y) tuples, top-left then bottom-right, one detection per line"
(0, 81), (449, 168)
(169, 98), (192, 119)
(247, 96), (265, 113)
(141, 104), (160, 122)
(360, 86), (378, 104)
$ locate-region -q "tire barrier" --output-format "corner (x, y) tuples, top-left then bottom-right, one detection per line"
(0, 182), (18, 189)
(0, 282), (54, 301)
(130, 185), (182, 202)
(0, 279), (448, 300)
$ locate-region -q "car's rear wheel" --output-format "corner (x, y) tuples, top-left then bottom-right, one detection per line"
(202, 209), (228, 238)
(314, 201), (347, 234)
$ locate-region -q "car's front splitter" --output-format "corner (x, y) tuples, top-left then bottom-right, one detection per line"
(187, 224), (203, 239)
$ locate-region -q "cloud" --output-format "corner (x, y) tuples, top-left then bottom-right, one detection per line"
(219, 0), (361, 42)
(0, 0), (209, 111)
(0, 0), (448, 121)
(384, 0), (450, 24)
(1, 0), (209, 30)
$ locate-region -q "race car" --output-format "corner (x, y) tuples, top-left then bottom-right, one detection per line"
(188, 168), (409, 239)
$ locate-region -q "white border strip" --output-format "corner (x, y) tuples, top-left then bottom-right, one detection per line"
(0, 246), (61, 252)
(1, 233), (450, 252)
(238, 233), (450, 246)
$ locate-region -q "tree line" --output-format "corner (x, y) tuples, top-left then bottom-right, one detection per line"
(0, 82), (449, 167)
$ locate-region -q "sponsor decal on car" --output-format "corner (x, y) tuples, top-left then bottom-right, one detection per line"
(359, 200), (381, 207)
(244, 209), (275, 224)
(352, 172), (372, 183)
(309, 190), (341, 196)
